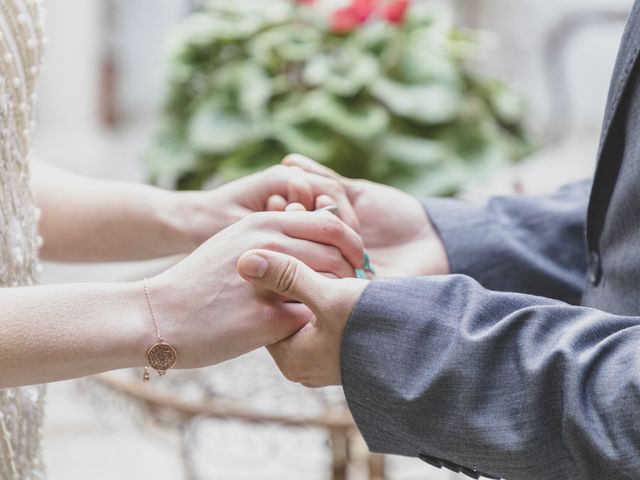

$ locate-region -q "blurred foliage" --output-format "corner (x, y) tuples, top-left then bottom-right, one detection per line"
(146, 0), (533, 195)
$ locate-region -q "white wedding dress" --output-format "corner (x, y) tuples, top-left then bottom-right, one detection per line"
(0, 0), (48, 478)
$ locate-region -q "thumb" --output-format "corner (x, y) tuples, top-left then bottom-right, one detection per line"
(237, 249), (328, 308)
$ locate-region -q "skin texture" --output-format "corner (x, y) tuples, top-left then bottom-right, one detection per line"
(0, 210), (363, 388)
(238, 244), (368, 388)
(32, 162), (359, 262)
(271, 154), (450, 277)
(14, 153), (449, 390)
(247, 156), (452, 387)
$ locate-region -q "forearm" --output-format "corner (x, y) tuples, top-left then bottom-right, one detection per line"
(0, 281), (150, 388)
(424, 180), (591, 303)
(32, 161), (212, 262)
(342, 276), (640, 480)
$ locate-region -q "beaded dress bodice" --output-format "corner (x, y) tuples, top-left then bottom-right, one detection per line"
(0, 0), (47, 479)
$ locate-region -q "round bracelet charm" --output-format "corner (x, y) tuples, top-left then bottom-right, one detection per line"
(146, 342), (177, 374)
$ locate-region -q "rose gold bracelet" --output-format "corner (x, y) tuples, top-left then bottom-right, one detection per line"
(142, 278), (177, 382)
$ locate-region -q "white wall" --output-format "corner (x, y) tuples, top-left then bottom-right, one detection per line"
(111, 0), (192, 117)
(453, 0), (634, 136)
(36, 0), (103, 132)
(32, 0), (191, 179)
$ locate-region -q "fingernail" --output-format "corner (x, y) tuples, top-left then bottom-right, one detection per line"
(242, 255), (268, 279)
(286, 202), (306, 212)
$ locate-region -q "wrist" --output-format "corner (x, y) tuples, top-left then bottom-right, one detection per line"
(417, 197), (451, 275)
(137, 272), (193, 369)
(156, 190), (213, 254)
(109, 281), (154, 370)
(168, 189), (245, 251)
(128, 187), (200, 256)
(424, 227), (451, 275)
(125, 277), (183, 373)
(331, 278), (369, 385)
(332, 278), (369, 327)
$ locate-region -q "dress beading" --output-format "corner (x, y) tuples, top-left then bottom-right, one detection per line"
(0, 1), (48, 478)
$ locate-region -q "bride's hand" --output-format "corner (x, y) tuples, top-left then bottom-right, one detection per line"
(179, 165), (360, 249)
(140, 209), (364, 369)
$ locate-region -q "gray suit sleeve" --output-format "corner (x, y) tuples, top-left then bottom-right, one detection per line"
(341, 276), (640, 480)
(424, 181), (591, 304)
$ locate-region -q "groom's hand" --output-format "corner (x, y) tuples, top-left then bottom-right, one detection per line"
(272, 155), (450, 277)
(237, 248), (368, 387)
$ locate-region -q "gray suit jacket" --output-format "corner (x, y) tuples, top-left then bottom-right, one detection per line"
(340, 2), (640, 479)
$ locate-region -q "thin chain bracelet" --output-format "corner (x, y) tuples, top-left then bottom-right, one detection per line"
(142, 278), (177, 381)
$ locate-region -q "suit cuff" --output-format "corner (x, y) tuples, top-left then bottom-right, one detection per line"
(421, 196), (496, 277)
(340, 279), (427, 457)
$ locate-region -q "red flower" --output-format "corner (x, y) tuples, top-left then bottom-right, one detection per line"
(381, 0), (409, 24)
(296, 0), (315, 4)
(330, 6), (360, 34)
(328, 0), (410, 34)
(350, 0), (377, 22)
(330, 0), (377, 34)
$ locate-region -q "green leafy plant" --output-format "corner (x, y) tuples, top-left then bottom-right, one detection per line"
(146, 0), (532, 195)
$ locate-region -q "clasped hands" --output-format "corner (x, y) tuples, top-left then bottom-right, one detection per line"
(151, 154), (449, 388)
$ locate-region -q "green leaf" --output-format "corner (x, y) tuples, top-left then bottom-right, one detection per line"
(238, 64), (273, 118)
(145, 124), (199, 181)
(399, 38), (461, 85)
(406, 2), (454, 33)
(187, 100), (264, 154)
(150, 0), (533, 193)
(272, 123), (335, 162)
(352, 21), (395, 51)
(371, 77), (462, 124)
(383, 134), (450, 167)
(407, 162), (469, 196)
(488, 85), (526, 125)
(303, 51), (379, 97)
(203, 0), (292, 25)
(250, 25), (321, 63)
(302, 91), (389, 141)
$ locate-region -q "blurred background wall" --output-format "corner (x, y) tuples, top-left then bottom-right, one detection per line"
(34, 0), (193, 180)
(452, 0), (631, 137)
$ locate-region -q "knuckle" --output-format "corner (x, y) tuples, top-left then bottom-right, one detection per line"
(323, 214), (345, 237)
(353, 233), (364, 251)
(254, 307), (273, 338)
(319, 211), (338, 228)
(323, 177), (343, 195)
(327, 246), (343, 269)
(273, 258), (300, 295)
(247, 211), (268, 227)
(267, 164), (287, 177)
(256, 236), (281, 252)
(282, 153), (297, 163)
(263, 316), (289, 346)
(282, 153), (302, 167)
(286, 164), (304, 175)
(251, 211), (279, 231)
(260, 302), (279, 326)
